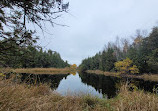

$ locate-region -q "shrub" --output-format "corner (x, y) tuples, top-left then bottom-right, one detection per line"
(115, 58), (139, 74)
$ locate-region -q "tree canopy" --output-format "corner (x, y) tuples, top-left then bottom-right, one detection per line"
(79, 26), (158, 74)
(0, 0), (67, 50)
(0, 45), (70, 68)
(0, 0), (70, 68)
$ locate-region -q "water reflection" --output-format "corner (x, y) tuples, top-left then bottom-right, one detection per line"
(19, 73), (69, 90)
(79, 73), (158, 98)
(13, 72), (158, 99)
(79, 72), (120, 98)
(55, 73), (103, 98)
(124, 78), (158, 93)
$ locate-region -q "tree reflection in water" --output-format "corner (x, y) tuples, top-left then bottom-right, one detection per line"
(13, 72), (158, 98)
(79, 72), (120, 98)
(19, 73), (69, 90)
(79, 72), (158, 98)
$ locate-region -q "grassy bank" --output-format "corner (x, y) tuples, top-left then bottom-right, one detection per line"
(86, 70), (158, 82)
(0, 79), (158, 111)
(14, 68), (71, 74)
(0, 67), (72, 75)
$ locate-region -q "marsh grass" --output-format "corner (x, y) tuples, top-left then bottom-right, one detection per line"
(0, 68), (13, 74)
(14, 67), (71, 74)
(141, 74), (158, 82)
(1, 76), (158, 111)
(0, 79), (105, 111)
(110, 85), (158, 111)
(87, 70), (158, 82)
(0, 67), (71, 75)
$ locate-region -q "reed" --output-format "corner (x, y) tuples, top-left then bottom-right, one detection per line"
(0, 78), (158, 111)
(86, 70), (158, 82)
(0, 67), (71, 75)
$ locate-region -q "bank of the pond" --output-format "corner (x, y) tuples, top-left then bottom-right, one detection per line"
(86, 70), (158, 82)
(0, 67), (74, 75)
(0, 79), (158, 111)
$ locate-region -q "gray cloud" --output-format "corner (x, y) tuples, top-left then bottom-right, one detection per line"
(37, 0), (158, 65)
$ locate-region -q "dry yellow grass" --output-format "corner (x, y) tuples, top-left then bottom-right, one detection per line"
(86, 70), (158, 82)
(0, 67), (71, 75)
(0, 68), (13, 74)
(0, 80), (107, 111)
(86, 70), (117, 76)
(1, 78), (158, 111)
(109, 85), (158, 111)
(141, 74), (158, 82)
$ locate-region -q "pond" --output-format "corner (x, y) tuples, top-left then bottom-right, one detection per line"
(17, 72), (158, 99)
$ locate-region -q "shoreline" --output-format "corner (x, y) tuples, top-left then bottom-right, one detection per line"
(0, 67), (73, 75)
(1, 69), (158, 110)
(0, 79), (158, 111)
(86, 70), (158, 82)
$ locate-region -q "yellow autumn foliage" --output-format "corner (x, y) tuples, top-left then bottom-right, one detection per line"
(70, 64), (77, 69)
(71, 71), (76, 75)
(115, 58), (139, 74)
(70, 64), (77, 72)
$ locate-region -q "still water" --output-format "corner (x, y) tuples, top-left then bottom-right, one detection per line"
(18, 72), (158, 99)
(55, 73), (103, 98)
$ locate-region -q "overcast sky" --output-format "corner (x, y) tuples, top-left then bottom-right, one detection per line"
(37, 0), (158, 66)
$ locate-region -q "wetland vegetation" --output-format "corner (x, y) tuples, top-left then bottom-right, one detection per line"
(1, 0), (158, 111)
(1, 72), (158, 111)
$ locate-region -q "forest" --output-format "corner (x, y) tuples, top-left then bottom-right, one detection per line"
(0, 0), (70, 69)
(0, 45), (69, 68)
(79, 27), (158, 74)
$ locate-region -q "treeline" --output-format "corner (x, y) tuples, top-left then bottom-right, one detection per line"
(0, 0), (69, 69)
(79, 27), (158, 74)
(0, 43), (69, 68)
